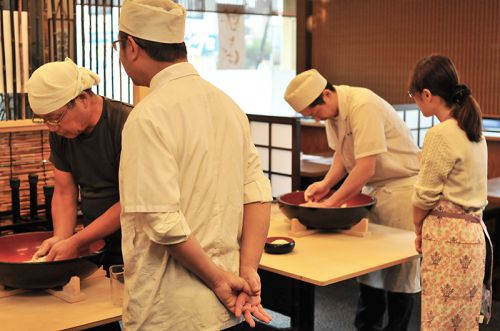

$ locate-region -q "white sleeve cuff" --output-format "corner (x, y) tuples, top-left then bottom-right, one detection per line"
(244, 176), (273, 204)
(140, 212), (191, 245)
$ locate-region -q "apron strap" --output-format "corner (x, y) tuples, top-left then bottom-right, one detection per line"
(429, 210), (481, 223)
(479, 219), (493, 324)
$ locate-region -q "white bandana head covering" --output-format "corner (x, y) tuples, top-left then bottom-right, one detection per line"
(119, 0), (186, 43)
(26, 58), (100, 115)
(284, 69), (327, 112)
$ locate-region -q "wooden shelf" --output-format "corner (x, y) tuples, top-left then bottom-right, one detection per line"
(0, 120), (48, 134)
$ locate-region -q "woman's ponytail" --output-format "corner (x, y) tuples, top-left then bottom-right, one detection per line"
(450, 84), (483, 142)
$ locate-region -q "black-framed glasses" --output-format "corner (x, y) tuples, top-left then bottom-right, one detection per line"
(32, 106), (70, 126)
(112, 38), (127, 52)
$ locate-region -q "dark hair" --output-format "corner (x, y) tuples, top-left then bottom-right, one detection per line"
(409, 54), (482, 142)
(66, 89), (94, 108)
(308, 82), (335, 108)
(119, 32), (187, 62)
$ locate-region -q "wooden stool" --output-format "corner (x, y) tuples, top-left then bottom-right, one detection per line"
(287, 217), (370, 238)
(0, 276), (87, 303)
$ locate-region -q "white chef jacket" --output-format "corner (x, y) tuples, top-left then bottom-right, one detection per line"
(119, 62), (272, 331)
(325, 85), (421, 293)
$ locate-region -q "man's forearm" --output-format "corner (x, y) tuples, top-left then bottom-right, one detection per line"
(72, 202), (121, 247)
(51, 190), (78, 238)
(240, 202), (271, 271)
(322, 152), (347, 188)
(167, 236), (224, 289)
(325, 156), (375, 206)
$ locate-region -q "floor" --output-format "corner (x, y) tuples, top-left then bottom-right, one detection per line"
(263, 278), (500, 331)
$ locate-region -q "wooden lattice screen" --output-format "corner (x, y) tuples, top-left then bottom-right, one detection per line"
(0, 128), (54, 217)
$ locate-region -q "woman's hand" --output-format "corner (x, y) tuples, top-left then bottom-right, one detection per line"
(413, 206), (429, 254)
(415, 234), (422, 254)
(304, 181), (330, 202)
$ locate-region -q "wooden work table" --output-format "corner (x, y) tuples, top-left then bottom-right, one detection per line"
(260, 207), (418, 286)
(0, 270), (121, 331)
(258, 204), (419, 330)
(0, 206), (417, 331)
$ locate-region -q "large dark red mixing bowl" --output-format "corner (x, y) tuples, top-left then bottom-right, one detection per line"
(0, 231), (106, 289)
(277, 191), (376, 229)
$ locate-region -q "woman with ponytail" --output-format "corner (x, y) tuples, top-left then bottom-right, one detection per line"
(409, 54), (492, 330)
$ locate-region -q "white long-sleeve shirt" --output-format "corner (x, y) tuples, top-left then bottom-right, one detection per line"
(412, 118), (488, 211)
(119, 62), (272, 331)
(325, 85), (420, 185)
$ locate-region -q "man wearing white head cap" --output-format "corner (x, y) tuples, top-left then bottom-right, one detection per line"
(26, 58), (132, 278)
(285, 69), (421, 331)
(116, 1), (272, 330)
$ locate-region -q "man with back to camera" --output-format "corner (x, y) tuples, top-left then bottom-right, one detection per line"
(116, 1), (273, 330)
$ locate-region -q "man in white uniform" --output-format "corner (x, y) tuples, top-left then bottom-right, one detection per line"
(117, 1), (273, 330)
(284, 69), (421, 331)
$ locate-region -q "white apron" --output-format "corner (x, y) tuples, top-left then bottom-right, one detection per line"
(358, 176), (421, 293)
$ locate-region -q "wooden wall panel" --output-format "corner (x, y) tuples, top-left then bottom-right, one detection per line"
(310, 0), (500, 117)
(300, 124), (331, 155)
(487, 139), (500, 179)
(0, 130), (54, 216)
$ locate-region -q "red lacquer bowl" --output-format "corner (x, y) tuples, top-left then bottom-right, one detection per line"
(0, 232), (106, 289)
(277, 191), (376, 230)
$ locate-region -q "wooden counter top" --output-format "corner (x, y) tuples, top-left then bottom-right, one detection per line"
(0, 270), (121, 330)
(259, 204), (419, 286)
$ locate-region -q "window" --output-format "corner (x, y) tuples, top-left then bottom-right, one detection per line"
(75, 1), (133, 104)
(184, 6), (296, 116)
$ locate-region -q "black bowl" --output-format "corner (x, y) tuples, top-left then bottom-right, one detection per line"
(0, 232), (106, 289)
(264, 236), (295, 254)
(277, 191), (376, 230)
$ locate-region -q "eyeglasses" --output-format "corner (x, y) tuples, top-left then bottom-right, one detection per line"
(32, 106), (70, 126)
(112, 38), (126, 52)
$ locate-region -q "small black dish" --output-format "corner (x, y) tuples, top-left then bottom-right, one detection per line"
(264, 236), (295, 254)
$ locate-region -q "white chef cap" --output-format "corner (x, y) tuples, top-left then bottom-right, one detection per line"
(119, 0), (186, 44)
(284, 69), (327, 112)
(26, 58), (100, 115)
